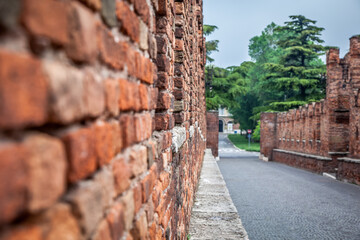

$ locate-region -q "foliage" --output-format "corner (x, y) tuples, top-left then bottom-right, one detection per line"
(230, 16), (327, 136)
(252, 121), (261, 142)
(263, 15), (326, 102)
(228, 134), (260, 152)
(204, 25), (249, 110)
(203, 25), (219, 64)
(203, 16), (327, 143)
(205, 65), (248, 110)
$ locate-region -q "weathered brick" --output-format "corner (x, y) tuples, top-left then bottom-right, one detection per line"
(145, 113), (153, 139)
(150, 88), (159, 110)
(175, 26), (184, 39)
(105, 79), (120, 116)
(0, 224), (43, 240)
(0, 142), (27, 224)
(40, 203), (82, 240)
(161, 150), (171, 169)
(175, 2), (185, 15)
(112, 157), (131, 195)
(80, 0), (102, 10)
(152, 184), (162, 209)
(0, 0), (21, 31)
(83, 70), (105, 117)
(175, 39), (184, 51)
(0, 203), (81, 240)
(134, 114), (144, 143)
(98, 25), (128, 70)
(155, 113), (173, 130)
(120, 114), (136, 148)
(156, 72), (169, 89)
(129, 52), (154, 84)
(174, 89), (184, 100)
(139, 21), (149, 50)
(23, 134), (67, 212)
(110, 120), (122, 154)
(121, 191), (135, 231)
(139, 84), (150, 110)
(66, 180), (104, 238)
(61, 127), (97, 183)
(131, 212), (148, 240)
(116, 1), (140, 43)
(159, 172), (170, 192)
(147, 140), (157, 167)
(134, 113), (152, 143)
(157, 0), (169, 16)
(106, 202), (125, 240)
(92, 220), (112, 240)
(145, 200), (155, 225)
(94, 167), (115, 210)
(161, 207), (171, 229)
(149, 221), (162, 240)
(133, 183), (143, 214)
(119, 79), (139, 111)
(141, 166), (156, 203)
(157, 92), (172, 110)
(101, 0), (117, 27)
(22, 0), (69, 45)
(156, 35), (168, 54)
(134, 0), (150, 25)
(0, 50), (48, 129)
(66, 1), (98, 63)
(157, 54), (170, 72)
(174, 77), (184, 88)
(129, 146), (148, 177)
(43, 60), (85, 124)
(93, 121), (114, 167)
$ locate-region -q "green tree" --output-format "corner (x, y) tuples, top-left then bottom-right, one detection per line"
(206, 65), (247, 110)
(264, 15), (326, 101)
(203, 25), (219, 64)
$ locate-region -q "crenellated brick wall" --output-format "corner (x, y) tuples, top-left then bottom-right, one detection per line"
(0, 0), (206, 239)
(260, 36), (360, 185)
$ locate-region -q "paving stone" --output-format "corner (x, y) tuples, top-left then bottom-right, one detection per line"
(189, 149), (248, 240)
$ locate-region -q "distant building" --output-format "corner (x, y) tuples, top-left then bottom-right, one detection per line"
(218, 108), (240, 133)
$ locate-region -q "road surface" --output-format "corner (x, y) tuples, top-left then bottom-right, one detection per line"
(218, 133), (360, 240)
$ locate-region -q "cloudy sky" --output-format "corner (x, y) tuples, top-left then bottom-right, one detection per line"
(203, 0), (360, 68)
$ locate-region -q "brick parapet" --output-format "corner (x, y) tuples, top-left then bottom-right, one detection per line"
(260, 36), (360, 183)
(0, 0), (206, 239)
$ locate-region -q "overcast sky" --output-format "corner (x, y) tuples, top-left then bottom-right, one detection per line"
(203, 0), (360, 68)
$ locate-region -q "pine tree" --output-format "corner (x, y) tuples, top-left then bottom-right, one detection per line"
(203, 25), (219, 64)
(264, 15), (326, 101)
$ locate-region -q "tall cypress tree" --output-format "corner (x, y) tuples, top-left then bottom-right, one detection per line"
(264, 15), (326, 102)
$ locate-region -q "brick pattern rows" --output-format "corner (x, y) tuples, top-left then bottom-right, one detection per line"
(0, 0), (206, 239)
(260, 36), (360, 185)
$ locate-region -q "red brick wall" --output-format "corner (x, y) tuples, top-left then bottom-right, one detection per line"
(206, 111), (219, 157)
(0, 0), (206, 239)
(260, 36), (360, 184)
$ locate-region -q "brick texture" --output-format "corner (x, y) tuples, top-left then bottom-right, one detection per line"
(0, 0), (206, 238)
(260, 36), (360, 185)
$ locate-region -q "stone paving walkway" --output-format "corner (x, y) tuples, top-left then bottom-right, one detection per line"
(188, 149), (248, 240)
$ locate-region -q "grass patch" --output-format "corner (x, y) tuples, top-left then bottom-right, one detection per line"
(228, 134), (260, 152)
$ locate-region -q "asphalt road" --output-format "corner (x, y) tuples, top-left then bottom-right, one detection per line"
(217, 134), (360, 240)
